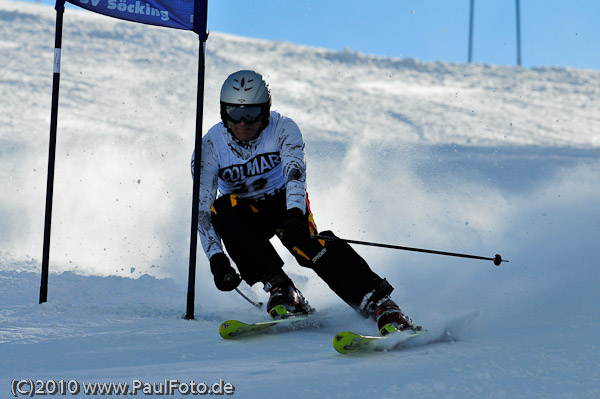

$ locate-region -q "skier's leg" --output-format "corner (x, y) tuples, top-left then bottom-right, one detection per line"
(278, 198), (387, 310)
(283, 203), (417, 334)
(245, 192), (313, 317)
(305, 230), (386, 310)
(211, 194), (283, 285)
(212, 193), (311, 318)
(309, 232), (417, 334)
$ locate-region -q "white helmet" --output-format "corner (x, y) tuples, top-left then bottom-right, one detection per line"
(220, 70), (271, 127)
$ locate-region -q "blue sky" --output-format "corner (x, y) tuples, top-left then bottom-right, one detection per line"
(27, 0), (600, 70)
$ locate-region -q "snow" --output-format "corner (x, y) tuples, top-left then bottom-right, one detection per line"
(1, 1), (600, 398)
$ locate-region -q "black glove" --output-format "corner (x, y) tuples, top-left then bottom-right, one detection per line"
(209, 253), (241, 291)
(279, 207), (309, 247)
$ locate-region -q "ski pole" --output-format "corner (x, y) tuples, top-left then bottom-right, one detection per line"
(235, 288), (264, 310)
(311, 235), (507, 266)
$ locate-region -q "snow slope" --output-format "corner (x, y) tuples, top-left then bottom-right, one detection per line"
(1, 1), (600, 398)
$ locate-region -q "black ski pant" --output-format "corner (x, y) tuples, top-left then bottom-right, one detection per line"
(210, 192), (391, 312)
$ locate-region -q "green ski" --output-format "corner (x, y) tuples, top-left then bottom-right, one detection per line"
(333, 329), (423, 354)
(219, 314), (314, 339)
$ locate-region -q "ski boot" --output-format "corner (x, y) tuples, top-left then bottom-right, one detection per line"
(262, 269), (312, 319)
(360, 278), (420, 336)
(374, 298), (420, 336)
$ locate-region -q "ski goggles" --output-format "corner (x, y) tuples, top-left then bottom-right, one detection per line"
(224, 105), (263, 124)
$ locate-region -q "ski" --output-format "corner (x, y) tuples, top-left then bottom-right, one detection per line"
(333, 329), (425, 354)
(333, 311), (480, 354)
(219, 313), (315, 339)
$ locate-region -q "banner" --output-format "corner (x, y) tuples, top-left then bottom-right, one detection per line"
(65, 0), (206, 33)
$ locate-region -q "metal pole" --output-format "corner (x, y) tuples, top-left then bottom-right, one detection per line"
(40, 0), (66, 304)
(312, 235), (507, 266)
(468, 0), (475, 63)
(516, 0), (522, 66)
(235, 288), (264, 310)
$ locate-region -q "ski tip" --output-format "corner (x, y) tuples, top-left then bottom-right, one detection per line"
(219, 320), (247, 339)
(333, 331), (365, 354)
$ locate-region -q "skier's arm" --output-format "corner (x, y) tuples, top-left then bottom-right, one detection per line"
(276, 116), (307, 213)
(191, 134), (224, 259)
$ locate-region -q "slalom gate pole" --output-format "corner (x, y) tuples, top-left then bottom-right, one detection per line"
(185, 36), (207, 320)
(311, 235), (507, 266)
(40, 0), (66, 304)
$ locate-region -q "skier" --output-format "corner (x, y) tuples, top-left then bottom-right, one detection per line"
(193, 70), (417, 336)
